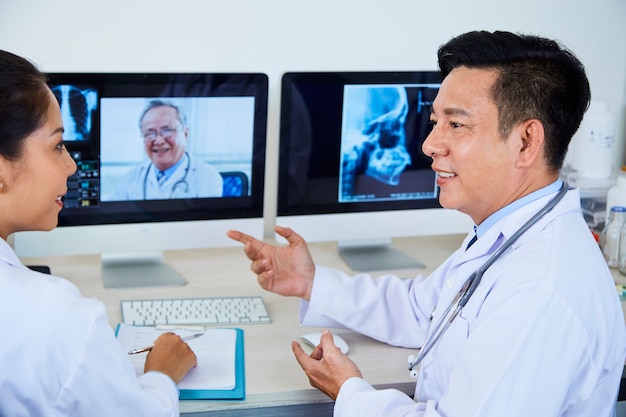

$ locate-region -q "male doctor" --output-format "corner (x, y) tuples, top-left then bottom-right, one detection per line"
(228, 30), (626, 417)
(112, 99), (223, 200)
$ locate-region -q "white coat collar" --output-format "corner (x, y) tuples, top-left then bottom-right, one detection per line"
(464, 187), (581, 259)
(0, 237), (27, 269)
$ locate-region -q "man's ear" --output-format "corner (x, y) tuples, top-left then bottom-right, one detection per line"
(516, 119), (545, 168)
(0, 156), (9, 192)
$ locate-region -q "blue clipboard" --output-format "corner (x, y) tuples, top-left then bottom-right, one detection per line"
(179, 328), (245, 400)
(115, 325), (245, 401)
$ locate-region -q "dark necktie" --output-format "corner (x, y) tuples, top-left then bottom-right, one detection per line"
(466, 234), (478, 250)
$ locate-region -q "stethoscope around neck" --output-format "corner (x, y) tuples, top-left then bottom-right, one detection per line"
(407, 182), (570, 378)
(143, 152), (191, 199)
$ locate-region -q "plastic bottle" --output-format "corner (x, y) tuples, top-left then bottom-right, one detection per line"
(572, 100), (617, 180)
(618, 220), (626, 275)
(602, 206), (626, 268)
(606, 167), (626, 221)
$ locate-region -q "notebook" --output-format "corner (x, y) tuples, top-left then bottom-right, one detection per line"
(115, 323), (245, 400)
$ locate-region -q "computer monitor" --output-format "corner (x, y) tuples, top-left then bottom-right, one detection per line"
(277, 71), (472, 272)
(12, 72), (268, 289)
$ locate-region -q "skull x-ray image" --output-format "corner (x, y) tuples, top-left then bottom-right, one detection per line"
(340, 86), (412, 199)
(52, 85), (98, 141)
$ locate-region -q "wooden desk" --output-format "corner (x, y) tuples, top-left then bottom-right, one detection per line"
(20, 234), (626, 415)
(19, 234), (464, 416)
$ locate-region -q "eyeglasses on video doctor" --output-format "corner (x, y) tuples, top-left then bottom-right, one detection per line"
(141, 125), (180, 142)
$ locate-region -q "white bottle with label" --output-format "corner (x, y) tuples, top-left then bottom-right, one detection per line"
(602, 206), (626, 268)
(606, 168), (626, 221)
(572, 100), (617, 180)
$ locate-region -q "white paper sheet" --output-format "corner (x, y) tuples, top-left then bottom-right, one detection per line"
(116, 324), (236, 390)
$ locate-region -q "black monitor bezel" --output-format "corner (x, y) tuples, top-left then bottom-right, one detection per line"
(277, 71), (443, 217)
(47, 72), (268, 226)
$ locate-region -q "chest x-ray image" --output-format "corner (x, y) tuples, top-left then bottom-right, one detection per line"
(51, 85), (98, 142)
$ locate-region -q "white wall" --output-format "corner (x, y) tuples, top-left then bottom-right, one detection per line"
(1, 0), (625, 237)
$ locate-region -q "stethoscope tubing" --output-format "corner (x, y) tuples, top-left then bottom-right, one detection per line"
(408, 182), (569, 372)
(142, 152), (191, 199)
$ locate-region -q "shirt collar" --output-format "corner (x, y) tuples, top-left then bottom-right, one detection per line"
(474, 179), (563, 240)
(153, 152), (187, 179)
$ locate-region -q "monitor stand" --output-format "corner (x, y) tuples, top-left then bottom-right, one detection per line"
(337, 239), (425, 272)
(101, 251), (187, 290)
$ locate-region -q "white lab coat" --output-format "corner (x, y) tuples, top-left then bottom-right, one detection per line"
(0, 239), (180, 417)
(301, 188), (626, 417)
(111, 154), (223, 200)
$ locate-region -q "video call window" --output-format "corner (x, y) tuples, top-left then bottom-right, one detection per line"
(99, 96), (255, 201)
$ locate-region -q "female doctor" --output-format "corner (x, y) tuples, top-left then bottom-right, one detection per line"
(111, 99), (223, 200)
(0, 50), (197, 417)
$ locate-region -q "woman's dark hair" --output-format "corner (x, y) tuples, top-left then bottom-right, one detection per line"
(437, 31), (591, 172)
(0, 50), (50, 161)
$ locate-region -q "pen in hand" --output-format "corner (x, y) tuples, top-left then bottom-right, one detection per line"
(128, 333), (204, 355)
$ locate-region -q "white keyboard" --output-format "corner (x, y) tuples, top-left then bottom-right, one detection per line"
(121, 296), (271, 326)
